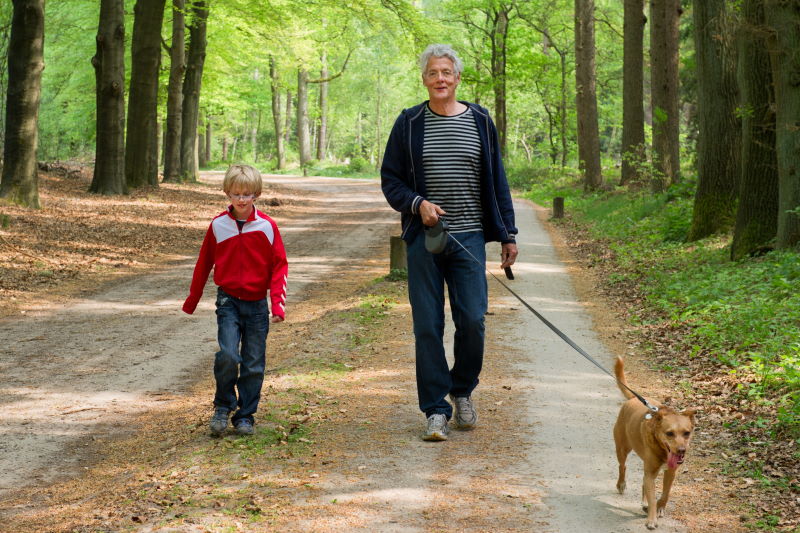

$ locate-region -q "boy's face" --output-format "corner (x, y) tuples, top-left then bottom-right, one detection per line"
(227, 186), (259, 220)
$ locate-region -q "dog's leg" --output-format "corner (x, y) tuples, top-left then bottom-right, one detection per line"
(657, 467), (676, 517)
(613, 419), (629, 494)
(642, 466), (659, 530)
(615, 443), (629, 494)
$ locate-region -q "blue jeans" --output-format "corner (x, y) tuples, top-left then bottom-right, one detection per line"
(406, 230), (488, 418)
(214, 288), (269, 424)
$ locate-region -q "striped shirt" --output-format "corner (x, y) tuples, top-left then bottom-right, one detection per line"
(422, 105), (483, 234)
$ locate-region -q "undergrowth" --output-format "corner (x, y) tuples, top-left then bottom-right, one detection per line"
(522, 178), (800, 440)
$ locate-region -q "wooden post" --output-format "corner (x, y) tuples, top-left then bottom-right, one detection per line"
(553, 197), (565, 218)
(389, 235), (407, 271)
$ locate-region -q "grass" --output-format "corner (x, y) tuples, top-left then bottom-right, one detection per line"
(521, 176), (800, 440)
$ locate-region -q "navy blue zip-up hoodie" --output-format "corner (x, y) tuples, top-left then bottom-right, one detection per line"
(381, 100), (518, 244)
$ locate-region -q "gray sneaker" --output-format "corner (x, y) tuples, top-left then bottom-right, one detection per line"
(423, 413), (449, 441)
(450, 394), (477, 430)
(234, 418), (254, 436)
(209, 408), (230, 436)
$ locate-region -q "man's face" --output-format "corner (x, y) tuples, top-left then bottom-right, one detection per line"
(422, 56), (460, 104)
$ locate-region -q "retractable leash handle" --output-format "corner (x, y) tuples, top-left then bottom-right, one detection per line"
(442, 230), (658, 414)
(424, 218), (449, 254)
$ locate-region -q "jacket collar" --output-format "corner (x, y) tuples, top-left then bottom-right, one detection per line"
(226, 205), (258, 222)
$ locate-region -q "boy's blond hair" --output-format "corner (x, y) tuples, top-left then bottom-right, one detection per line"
(223, 164), (262, 196)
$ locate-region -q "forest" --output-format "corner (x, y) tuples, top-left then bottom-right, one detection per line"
(0, 0), (799, 528)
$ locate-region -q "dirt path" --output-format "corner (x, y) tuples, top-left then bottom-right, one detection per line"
(0, 175), (742, 531)
(0, 174), (396, 497)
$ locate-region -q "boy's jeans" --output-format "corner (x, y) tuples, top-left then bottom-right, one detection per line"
(214, 288), (269, 424)
(406, 229), (488, 419)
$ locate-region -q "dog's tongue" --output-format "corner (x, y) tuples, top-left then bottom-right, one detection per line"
(668, 453), (681, 470)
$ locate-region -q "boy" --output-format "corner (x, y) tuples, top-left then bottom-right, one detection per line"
(182, 164), (288, 436)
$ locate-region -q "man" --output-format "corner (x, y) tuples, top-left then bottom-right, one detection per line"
(381, 44), (518, 441)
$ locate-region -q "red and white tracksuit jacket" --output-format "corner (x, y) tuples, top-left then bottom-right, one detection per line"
(182, 207), (288, 319)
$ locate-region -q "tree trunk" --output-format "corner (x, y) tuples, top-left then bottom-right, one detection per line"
(558, 48), (568, 167)
(0, 20), (10, 149)
(197, 132), (205, 167)
(731, 0), (778, 260)
(687, 0), (740, 241)
(574, 0), (603, 190)
(0, 0), (44, 208)
(162, 0), (185, 183)
(284, 90), (292, 145)
(222, 136), (228, 161)
(316, 52), (329, 161)
(90, 0), (127, 195)
(765, 1), (800, 249)
(179, 0), (208, 182)
(269, 57), (285, 169)
(620, 0), (646, 186)
(491, 6), (510, 154)
(375, 75), (382, 170)
(205, 117), (211, 162)
(649, 0), (681, 190)
(251, 109), (258, 162)
(125, 0), (166, 189)
(296, 68), (311, 167)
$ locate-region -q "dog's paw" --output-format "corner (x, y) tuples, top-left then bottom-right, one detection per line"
(617, 481), (626, 494)
(646, 521), (657, 530)
(657, 505), (666, 518)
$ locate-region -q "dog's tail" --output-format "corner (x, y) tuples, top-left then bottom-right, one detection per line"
(614, 356), (634, 400)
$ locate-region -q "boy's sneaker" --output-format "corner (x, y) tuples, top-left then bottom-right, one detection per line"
(422, 413), (449, 441)
(449, 394), (477, 430)
(209, 408), (230, 436)
(234, 419), (254, 436)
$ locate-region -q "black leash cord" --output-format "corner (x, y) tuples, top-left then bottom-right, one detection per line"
(446, 233), (659, 413)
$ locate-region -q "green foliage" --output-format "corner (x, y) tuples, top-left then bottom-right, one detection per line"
(384, 268), (408, 282)
(524, 180), (800, 438)
(348, 156), (370, 173)
(505, 160), (581, 192)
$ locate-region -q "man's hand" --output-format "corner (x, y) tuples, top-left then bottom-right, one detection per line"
(271, 315), (284, 324)
(419, 199), (446, 227)
(500, 242), (518, 269)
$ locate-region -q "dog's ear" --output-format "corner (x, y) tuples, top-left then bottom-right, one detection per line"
(682, 409), (697, 423)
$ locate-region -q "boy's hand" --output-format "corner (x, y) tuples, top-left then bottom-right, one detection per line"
(270, 315), (284, 323)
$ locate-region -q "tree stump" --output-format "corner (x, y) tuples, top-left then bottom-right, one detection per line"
(553, 197), (565, 218)
(389, 235), (407, 271)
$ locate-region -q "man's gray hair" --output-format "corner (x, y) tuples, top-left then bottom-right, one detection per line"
(419, 44), (464, 75)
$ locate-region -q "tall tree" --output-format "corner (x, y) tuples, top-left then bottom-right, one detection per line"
(0, 0), (44, 208)
(125, 0), (166, 188)
(90, 0), (127, 195)
(649, 0), (681, 190)
(297, 51), (352, 167)
(518, 10), (571, 168)
(731, 0), (778, 260)
(162, 0), (185, 183)
(574, 0), (602, 190)
(490, 4), (511, 154)
(316, 51), (329, 161)
(296, 68), (312, 167)
(687, 0), (740, 240)
(180, 0), (209, 181)
(458, 2), (516, 154)
(269, 57), (285, 169)
(284, 89), (292, 146)
(765, 0), (800, 249)
(620, 0), (646, 186)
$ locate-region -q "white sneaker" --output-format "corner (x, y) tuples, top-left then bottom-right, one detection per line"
(449, 394), (477, 430)
(422, 413), (449, 441)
